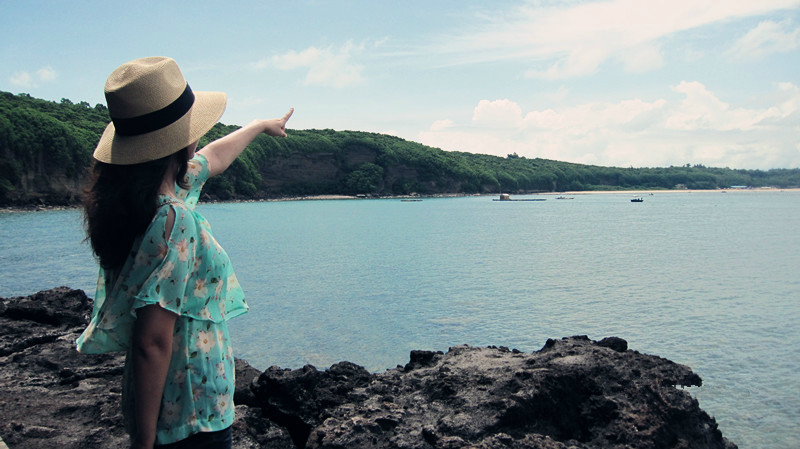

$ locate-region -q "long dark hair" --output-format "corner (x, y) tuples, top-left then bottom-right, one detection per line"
(83, 147), (190, 270)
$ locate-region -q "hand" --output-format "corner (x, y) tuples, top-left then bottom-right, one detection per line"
(262, 108), (294, 138)
(200, 107), (296, 177)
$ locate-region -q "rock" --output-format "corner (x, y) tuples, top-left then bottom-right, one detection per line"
(1, 288), (738, 449)
(252, 361), (373, 448)
(256, 342), (736, 449)
(233, 405), (296, 449)
(0, 288), (128, 449)
(596, 336), (628, 352)
(0, 288), (293, 449)
(235, 358), (263, 407)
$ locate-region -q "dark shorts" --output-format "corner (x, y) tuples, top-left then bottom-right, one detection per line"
(155, 427), (232, 449)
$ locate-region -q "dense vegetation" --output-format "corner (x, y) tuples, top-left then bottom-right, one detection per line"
(2, 90), (799, 205)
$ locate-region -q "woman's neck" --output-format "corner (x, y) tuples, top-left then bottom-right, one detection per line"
(159, 162), (177, 197)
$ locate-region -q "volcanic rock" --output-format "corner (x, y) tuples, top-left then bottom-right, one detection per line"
(255, 340), (735, 449)
(1, 288), (737, 449)
(0, 287), (292, 449)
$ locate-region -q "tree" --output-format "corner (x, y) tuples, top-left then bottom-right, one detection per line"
(2, 89), (799, 206)
(345, 163), (383, 194)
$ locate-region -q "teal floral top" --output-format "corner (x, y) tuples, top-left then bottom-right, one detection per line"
(76, 154), (248, 444)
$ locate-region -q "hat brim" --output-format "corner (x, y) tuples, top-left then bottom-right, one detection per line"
(93, 91), (227, 165)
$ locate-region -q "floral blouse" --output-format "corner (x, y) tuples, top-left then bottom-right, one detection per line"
(76, 154), (248, 444)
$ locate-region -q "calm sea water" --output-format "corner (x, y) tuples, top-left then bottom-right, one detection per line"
(1, 191), (798, 448)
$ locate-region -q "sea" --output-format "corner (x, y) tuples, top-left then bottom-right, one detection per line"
(1, 190), (798, 448)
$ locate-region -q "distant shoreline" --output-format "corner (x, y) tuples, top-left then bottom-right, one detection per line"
(542, 187), (800, 195)
(2, 187), (798, 213)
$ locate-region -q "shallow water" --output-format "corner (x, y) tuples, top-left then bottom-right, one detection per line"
(1, 191), (798, 448)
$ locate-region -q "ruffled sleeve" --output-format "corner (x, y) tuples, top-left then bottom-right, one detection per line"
(132, 202), (247, 323)
(77, 155), (247, 355)
(176, 154), (210, 209)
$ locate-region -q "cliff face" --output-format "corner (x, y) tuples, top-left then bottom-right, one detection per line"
(1, 147), (433, 206)
(0, 143), (86, 206)
(255, 146), (455, 198)
(0, 288), (737, 449)
(17, 171), (84, 205)
(261, 152), (343, 189)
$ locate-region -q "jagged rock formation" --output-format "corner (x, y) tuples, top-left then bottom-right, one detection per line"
(0, 288), (129, 448)
(0, 288), (292, 449)
(0, 288), (737, 448)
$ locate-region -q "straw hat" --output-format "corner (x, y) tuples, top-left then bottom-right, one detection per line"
(93, 56), (226, 165)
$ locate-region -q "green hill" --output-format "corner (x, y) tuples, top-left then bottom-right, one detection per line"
(1, 90), (798, 206)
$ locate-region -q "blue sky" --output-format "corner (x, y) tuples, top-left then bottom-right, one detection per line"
(2, 0), (799, 169)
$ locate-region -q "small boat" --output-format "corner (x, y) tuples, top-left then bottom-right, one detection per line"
(493, 194), (546, 202)
(555, 196), (574, 200)
(630, 197), (644, 202)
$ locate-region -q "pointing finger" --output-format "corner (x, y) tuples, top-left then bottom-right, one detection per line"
(282, 108), (294, 123)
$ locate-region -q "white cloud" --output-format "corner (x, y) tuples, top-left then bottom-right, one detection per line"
(472, 99), (524, 127)
(726, 19), (800, 60)
(418, 82), (800, 169)
(433, 0), (800, 79)
(665, 81), (795, 130)
(524, 46), (611, 79)
(36, 66), (57, 82)
(265, 41), (364, 88)
(519, 98), (667, 134)
(777, 82), (800, 118)
(9, 71), (33, 87)
(429, 119), (454, 131)
(617, 43), (665, 73)
(8, 66), (57, 88)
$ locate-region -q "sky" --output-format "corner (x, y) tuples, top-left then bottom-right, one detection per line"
(2, 0), (799, 169)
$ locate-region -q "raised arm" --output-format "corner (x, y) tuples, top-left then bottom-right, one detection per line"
(199, 108), (294, 178)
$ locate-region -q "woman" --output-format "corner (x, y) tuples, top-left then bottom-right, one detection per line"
(76, 56), (293, 449)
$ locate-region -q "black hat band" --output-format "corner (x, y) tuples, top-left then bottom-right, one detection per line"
(111, 84), (195, 136)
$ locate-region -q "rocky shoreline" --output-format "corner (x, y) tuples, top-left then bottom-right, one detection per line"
(0, 288), (737, 449)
